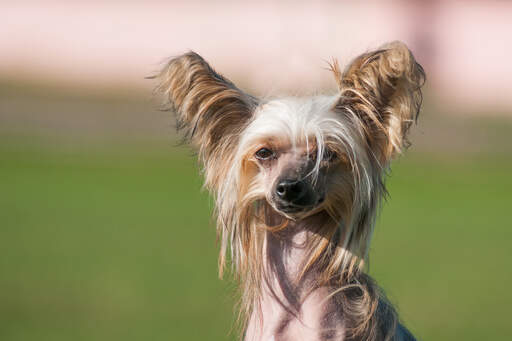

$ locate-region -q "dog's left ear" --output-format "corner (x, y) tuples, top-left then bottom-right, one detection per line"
(332, 41), (425, 162)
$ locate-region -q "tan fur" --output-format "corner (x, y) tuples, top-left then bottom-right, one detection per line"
(151, 51), (258, 195)
(332, 41), (425, 162)
(152, 42), (424, 341)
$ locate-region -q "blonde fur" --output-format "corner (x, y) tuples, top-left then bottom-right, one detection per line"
(152, 41), (425, 341)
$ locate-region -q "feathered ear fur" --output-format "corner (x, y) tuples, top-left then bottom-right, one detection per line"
(152, 52), (258, 191)
(331, 41), (425, 162)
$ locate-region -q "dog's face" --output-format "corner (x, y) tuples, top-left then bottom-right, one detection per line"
(239, 97), (359, 220)
(250, 136), (328, 217)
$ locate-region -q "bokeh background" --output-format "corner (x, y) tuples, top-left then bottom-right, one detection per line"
(1, 1), (511, 340)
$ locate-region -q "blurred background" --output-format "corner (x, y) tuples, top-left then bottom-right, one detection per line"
(1, 1), (511, 340)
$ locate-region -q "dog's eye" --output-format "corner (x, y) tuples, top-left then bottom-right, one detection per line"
(255, 148), (274, 160)
(322, 148), (337, 162)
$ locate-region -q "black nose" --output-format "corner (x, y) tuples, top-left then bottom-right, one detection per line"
(276, 179), (307, 203)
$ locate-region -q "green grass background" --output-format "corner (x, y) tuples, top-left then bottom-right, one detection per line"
(1, 86), (511, 340)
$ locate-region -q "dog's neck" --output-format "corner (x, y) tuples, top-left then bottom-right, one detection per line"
(245, 213), (346, 341)
(265, 217), (318, 290)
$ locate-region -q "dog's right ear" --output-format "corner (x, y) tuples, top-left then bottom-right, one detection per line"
(152, 52), (258, 161)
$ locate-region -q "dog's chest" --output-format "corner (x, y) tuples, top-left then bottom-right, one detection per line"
(244, 231), (345, 341)
(245, 286), (345, 341)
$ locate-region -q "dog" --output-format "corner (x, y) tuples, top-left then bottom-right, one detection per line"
(153, 41), (425, 341)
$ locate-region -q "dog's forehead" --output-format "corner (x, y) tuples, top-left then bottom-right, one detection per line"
(244, 96), (340, 144)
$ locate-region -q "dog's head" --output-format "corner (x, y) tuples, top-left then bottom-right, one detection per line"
(153, 41), (424, 275)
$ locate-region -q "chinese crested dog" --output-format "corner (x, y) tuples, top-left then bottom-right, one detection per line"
(153, 41), (425, 341)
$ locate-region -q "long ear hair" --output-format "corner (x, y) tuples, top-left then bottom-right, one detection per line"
(331, 41), (425, 163)
(324, 42), (424, 341)
(151, 51), (260, 278)
(151, 51), (258, 192)
(319, 42), (425, 279)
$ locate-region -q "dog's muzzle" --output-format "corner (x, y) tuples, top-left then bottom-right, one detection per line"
(274, 178), (317, 213)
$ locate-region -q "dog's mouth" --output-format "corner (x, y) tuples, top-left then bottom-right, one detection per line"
(262, 196), (327, 228)
(277, 203), (313, 214)
(273, 195), (325, 218)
